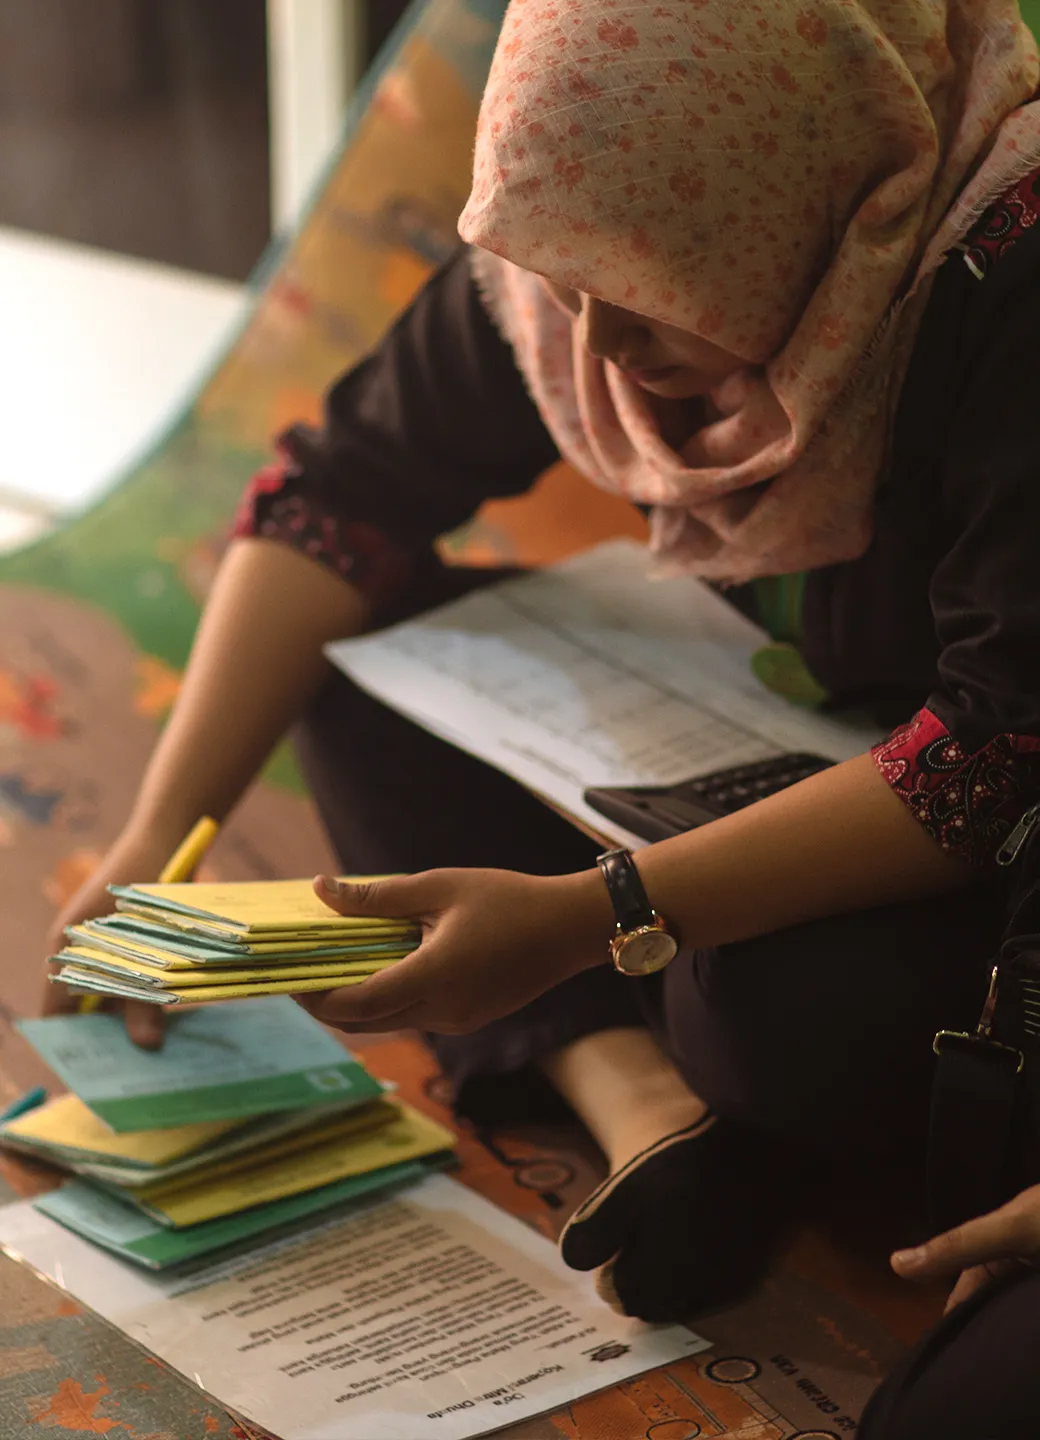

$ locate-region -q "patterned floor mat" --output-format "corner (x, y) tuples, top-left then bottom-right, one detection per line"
(0, 1034), (946, 1440)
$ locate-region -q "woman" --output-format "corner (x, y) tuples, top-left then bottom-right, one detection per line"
(46, 0), (1040, 1430)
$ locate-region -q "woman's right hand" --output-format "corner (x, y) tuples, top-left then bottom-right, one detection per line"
(41, 826), (177, 1049)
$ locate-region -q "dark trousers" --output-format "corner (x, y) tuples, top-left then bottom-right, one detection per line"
(856, 1266), (1040, 1438)
(296, 565), (1038, 1437)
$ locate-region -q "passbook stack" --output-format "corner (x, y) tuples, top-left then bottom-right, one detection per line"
(47, 877), (419, 1005)
(2, 998), (455, 1269)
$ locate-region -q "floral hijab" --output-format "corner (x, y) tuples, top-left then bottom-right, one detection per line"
(459, 0), (1040, 581)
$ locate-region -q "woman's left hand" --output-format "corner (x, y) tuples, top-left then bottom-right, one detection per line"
(299, 867), (615, 1034)
(891, 1183), (1040, 1313)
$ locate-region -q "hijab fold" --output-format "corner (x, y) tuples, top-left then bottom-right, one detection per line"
(458, 0), (1040, 582)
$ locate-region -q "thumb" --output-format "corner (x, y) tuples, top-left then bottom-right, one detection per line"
(313, 873), (433, 921)
(125, 1000), (166, 1051)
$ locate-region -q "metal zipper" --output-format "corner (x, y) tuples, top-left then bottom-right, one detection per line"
(933, 964), (1025, 1072)
(996, 804), (1040, 866)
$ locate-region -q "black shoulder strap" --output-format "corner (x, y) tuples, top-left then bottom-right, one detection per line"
(928, 1031), (1021, 1233)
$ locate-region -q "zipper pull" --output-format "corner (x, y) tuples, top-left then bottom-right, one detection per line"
(976, 965), (1000, 1039)
(996, 804), (1040, 866)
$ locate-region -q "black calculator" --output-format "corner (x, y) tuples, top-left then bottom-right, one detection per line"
(584, 752), (834, 843)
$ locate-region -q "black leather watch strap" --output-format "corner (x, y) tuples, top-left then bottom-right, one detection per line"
(597, 848), (655, 932)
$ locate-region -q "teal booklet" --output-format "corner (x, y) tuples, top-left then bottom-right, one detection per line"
(35, 1160), (439, 1269)
(17, 998), (382, 1132)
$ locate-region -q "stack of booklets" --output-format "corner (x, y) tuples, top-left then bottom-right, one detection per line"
(2, 999), (454, 1269)
(48, 878), (419, 1005)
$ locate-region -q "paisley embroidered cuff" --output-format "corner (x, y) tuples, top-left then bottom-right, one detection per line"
(232, 449), (417, 606)
(961, 167), (1040, 280)
(872, 707), (1040, 867)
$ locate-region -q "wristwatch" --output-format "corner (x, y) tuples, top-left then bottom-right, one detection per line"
(596, 848), (679, 976)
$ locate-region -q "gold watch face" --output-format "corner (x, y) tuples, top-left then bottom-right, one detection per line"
(612, 925), (679, 976)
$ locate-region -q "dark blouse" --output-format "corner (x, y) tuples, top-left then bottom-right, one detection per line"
(234, 170), (1040, 869)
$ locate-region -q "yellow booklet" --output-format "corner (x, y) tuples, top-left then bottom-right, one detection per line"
(55, 965), (379, 1006)
(70, 921), (410, 967)
(109, 879), (416, 939)
(112, 908), (406, 945)
(133, 1099), (397, 1192)
(56, 945), (402, 987)
(55, 878), (420, 1005)
(1, 1092), (404, 1192)
(1, 1093), (244, 1167)
(134, 1100), (455, 1227)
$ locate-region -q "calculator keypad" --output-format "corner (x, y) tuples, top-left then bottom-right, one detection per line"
(585, 753), (835, 842)
(681, 753), (832, 815)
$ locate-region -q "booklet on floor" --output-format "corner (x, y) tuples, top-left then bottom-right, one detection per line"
(16, 998), (384, 1130)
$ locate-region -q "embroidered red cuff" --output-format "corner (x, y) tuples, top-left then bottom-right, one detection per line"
(961, 166), (1040, 280)
(872, 707), (1040, 866)
(230, 450), (293, 537)
(231, 450), (416, 606)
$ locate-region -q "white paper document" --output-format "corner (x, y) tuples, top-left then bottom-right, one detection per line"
(0, 1174), (708, 1440)
(328, 541), (883, 843)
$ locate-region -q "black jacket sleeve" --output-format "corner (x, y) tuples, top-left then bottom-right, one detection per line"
(233, 248), (559, 598)
(873, 232), (1040, 864)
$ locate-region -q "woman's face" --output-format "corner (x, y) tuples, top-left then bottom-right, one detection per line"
(544, 279), (746, 400)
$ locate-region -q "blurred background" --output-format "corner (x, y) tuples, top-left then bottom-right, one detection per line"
(0, 0), (410, 277)
(2, 0), (1038, 552)
(0, 0), (410, 548)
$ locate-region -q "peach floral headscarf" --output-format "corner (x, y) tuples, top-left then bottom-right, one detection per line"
(458, 0), (1040, 582)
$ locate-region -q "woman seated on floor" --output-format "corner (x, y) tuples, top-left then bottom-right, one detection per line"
(45, 1), (1040, 1433)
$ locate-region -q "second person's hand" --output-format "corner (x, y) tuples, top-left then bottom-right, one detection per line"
(299, 867), (616, 1035)
(41, 825), (179, 1049)
(892, 1183), (1040, 1312)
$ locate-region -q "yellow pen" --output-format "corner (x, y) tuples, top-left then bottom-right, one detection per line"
(77, 817), (219, 1013)
(156, 816), (220, 885)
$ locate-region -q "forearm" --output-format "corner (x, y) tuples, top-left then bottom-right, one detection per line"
(572, 752), (972, 957)
(126, 537), (370, 846)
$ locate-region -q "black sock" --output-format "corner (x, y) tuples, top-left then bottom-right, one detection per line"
(560, 1117), (795, 1322)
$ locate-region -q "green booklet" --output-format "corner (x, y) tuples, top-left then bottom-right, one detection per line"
(34, 1160), (443, 1269)
(17, 998), (383, 1132)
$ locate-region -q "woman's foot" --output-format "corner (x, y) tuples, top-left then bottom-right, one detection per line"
(541, 1028), (791, 1322)
(540, 1027), (710, 1171)
(560, 1115), (791, 1322)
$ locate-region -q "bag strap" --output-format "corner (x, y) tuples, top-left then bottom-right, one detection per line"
(928, 967), (1024, 1233)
